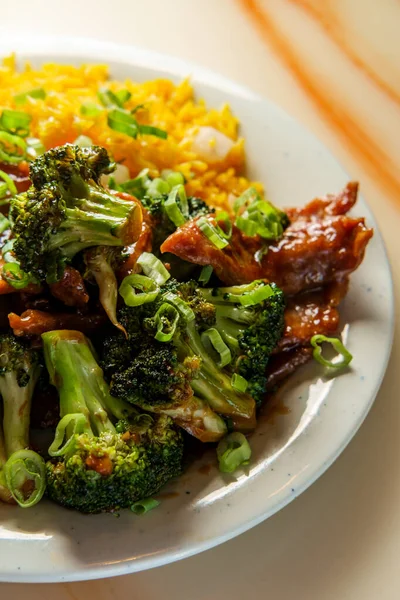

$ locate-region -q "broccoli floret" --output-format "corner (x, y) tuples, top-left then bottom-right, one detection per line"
(197, 281), (286, 405)
(10, 144), (142, 283)
(42, 330), (183, 513)
(0, 334), (46, 507)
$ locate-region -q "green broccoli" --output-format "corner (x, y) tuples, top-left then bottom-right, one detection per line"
(0, 334), (46, 508)
(101, 278), (285, 439)
(42, 330), (183, 513)
(9, 144), (142, 283)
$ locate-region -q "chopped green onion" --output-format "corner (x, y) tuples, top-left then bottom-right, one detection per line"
(146, 177), (170, 198)
(48, 413), (87, 457)
(137, 252), (171, 285)
(4, 449), (46, 508)
(201, 328), (232, 367)
(2, 263), (32, 289)
(162, 169), (185, 188)
(138, 124), (168, 139)
(108, 108), (139, 138)
(0, 109), (31, 137)
(0, 131), (27, 164)
(119, 168), (151, 197)
(74, 135), (93, 148)
(1, 239), (16, 263)
(235, 215), (259, 236)
(197, 217), (229, 249)
(310, 335), (353, 369)
(198, 265), (213, 285)
(154, 303), (180, 342)
(231, 373), (248, 393)
(164, 184), (188, 226)
(0, 169), (17, 197)
(130, 497), (160, 515)
(0, 213), (10, 233)
(215, 210), (232, 240)
(131, 104), (145, 115)
(14, 87), (46, 106)
(80, 102), (103, 117)
(26, 137), (46, 160)
(119, 274), (159, 307)
(115, 89), (132, 105)
(225, 281), (274, 306)
(233, 187), (260, 214)
(162, 291), (195, 322)
(217, 432), (252, 474)
(98, 88), (123, 108)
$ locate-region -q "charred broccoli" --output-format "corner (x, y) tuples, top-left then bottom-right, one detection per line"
(10, 144), (142, 283)
(42, 330), (183, 513)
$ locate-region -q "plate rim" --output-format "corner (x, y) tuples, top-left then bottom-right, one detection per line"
(0, 33), (394, 583)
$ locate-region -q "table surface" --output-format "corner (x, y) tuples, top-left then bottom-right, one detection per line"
(1, 1), (400, 598)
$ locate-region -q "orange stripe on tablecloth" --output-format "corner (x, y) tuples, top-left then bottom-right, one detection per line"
(288, 0), (400, 107)
(237, 0), (400, 203)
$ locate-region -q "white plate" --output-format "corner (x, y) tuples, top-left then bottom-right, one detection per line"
(0, 35), (394, 583)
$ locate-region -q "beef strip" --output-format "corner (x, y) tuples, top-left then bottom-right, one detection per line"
(49, 266), (89, 307)
(161, 183), (373, 295)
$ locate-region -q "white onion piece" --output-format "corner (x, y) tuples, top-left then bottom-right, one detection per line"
(191, 126), (234, 163)
(101, 163), (130, 187)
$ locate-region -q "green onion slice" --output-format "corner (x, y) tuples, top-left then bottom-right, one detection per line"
(215, 210), (232, 239)
(162, 291), (195, 322)
(48, 413), (88, 457)
(98, 88), (123, 108)
(162, 169), (185, 188)
(119, 274), (160, 307)
(2, 263), (32, 289)
(107, 108), (139, 138)
(4, 449), (46, 508)
(137, 252), (171, 285)
(225, 281), (274, 306)
(130, 497), (160, 515)
(0, 169), (17, 198)
(80, 102), (103, 117)
(217, 432), (252, 474)
(164, 184), (189, 226)
(154, 303), (180, 342)
(14, 87), (46, 106)
(26, 137), (46, 160)
(0, 213), (10, 234)
(233, 187), (260, 214)
(0, 131), (27, 164)
(138, 124), (168, 139)
(198, 265), (213, 285)
(201, 328), (232, 367)
(146, 177), (170, 198)
(235, 215), (259, 237)
(231, 373), (248, 393)
(74, 135), (93, 148)
(0, 109), (32, 137)
(115, 89), (132, 106)
(118, 168), (150, 197)
(310, 334), (353, 369)
(197, 216), (229, 249)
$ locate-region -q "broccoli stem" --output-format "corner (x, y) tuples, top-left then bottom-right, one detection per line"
(0, 417), (14, 504)
(0, 370), (38, 457)
(43, 330), (136, 438)
(175, 322), (255, 420)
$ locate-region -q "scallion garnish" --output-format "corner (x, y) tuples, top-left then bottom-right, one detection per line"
(26, 137), (46, 160)
(161, 169), (185, 188)
(231, 373), (248, 393)
(0, 109), (32, 137)
(137, 252), (170, 285)
(0, 213), (10, 234)
(198, 265), (213, 285)
(98, 88), (131, 108)
(162, 291), (195, 322)
(0, 131), (27, 164)
(233, 187), (289, 241)
(74, 135), (93, 148)
(118, 168), (151, 197)
(2, 263), (32, 289)
(80, 102), (103, 117)
(310, 334), (353, 369)
(233, 187), (260, 214)
(154, 303), (180, 342)
(164, 184), (188, 226)
(215, 210), (232, 240)
(223, 281), (274, 306)
(201, 328), (232, 367)
(138, 124), (168, 139)
(197, 216), (229, 249)
(0, 169), (17, 198)
(217, 432), (252, 473)
(130, 497), (160, 515)
(119, 274), (160, 307)
(48, 413), (87, 457)
(107, 105), (167, 140)
(14, 87), (46, 106)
